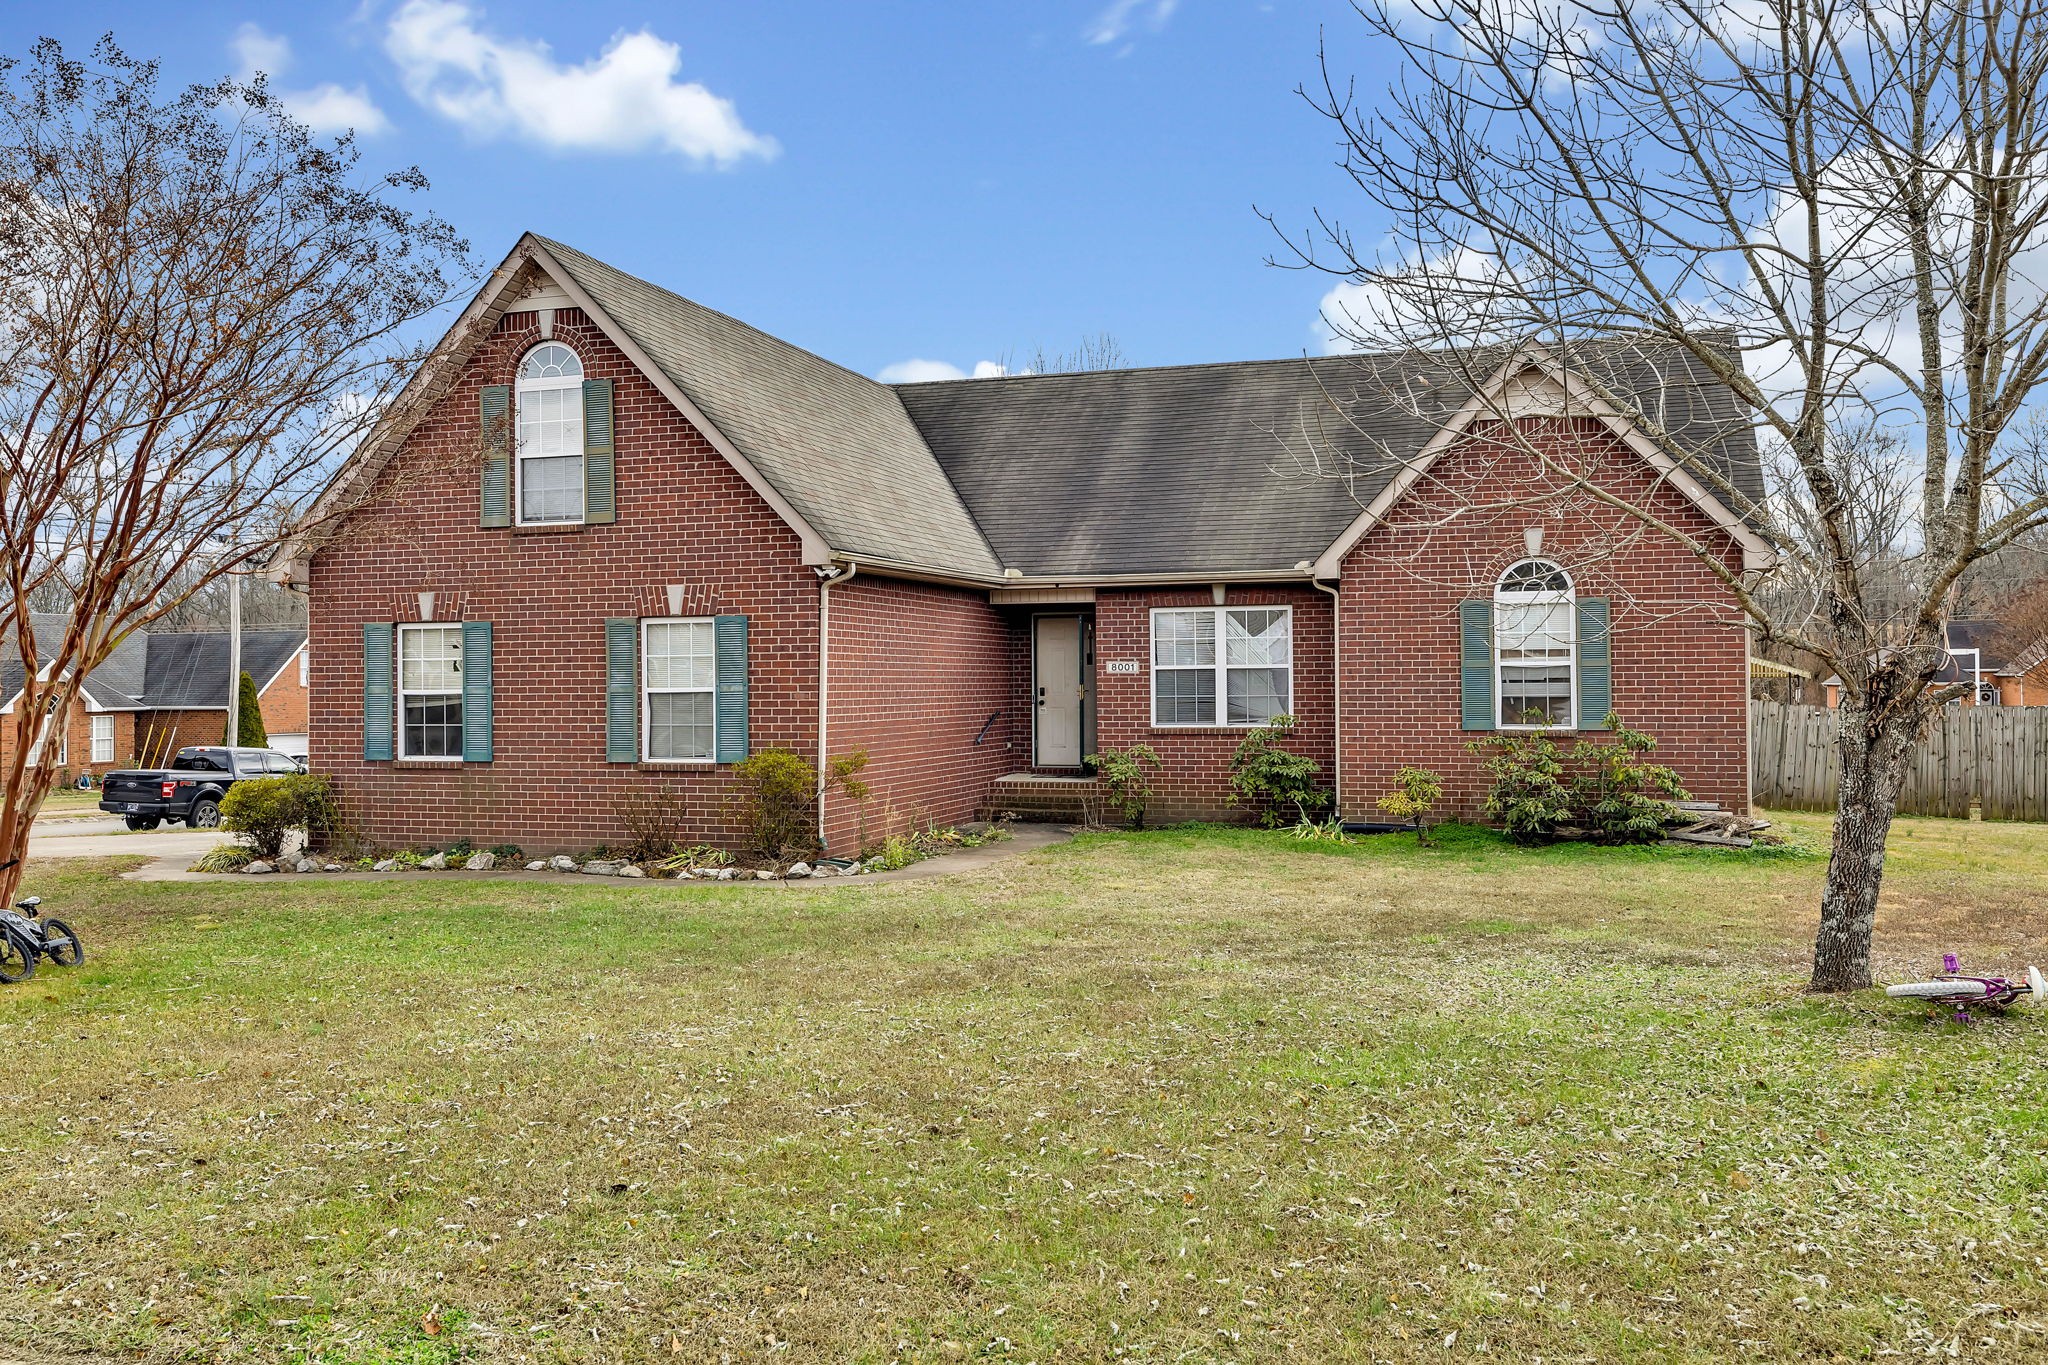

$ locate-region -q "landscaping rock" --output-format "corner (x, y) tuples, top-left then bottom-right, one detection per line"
(526, 861), (546, 871)
(548, 855), (578, 872)
(322, 863), (343, 873)
(464, 851), (496, 871)
(245, 861), (275, 875)
(755, 869), (778, 880)
(618, 865), (646, 878)
(715, 868), (738, 881)
(421, 852), (448, 870)
(583, 860), (623, 876)
(786, 861), (812, 878)
(293, 857), (318, 874)
(372, 858), (399, 872)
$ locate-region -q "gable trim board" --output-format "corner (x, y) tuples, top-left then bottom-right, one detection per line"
(1309, 353), (1775, 580)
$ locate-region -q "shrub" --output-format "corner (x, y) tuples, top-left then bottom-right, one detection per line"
(191, 844), (255, 873)
(1572, 714), (1689, 844)
(1471, 731), (1573, 845)
(1087, 744), (1163, 829)
(1226, 715), (1331, 827)
(235, 670), (268, 748)
(1290, 816), (1352, 843)
(1375, 765), (1444, 845)
(218, 773), (338, 859)
(728, 749), (819, 862)
(614, 785), (691, 864)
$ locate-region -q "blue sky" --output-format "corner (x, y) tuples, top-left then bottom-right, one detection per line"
(11, 1), (1381, 379)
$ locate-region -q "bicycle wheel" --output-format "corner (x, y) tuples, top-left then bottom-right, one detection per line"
(1886, 979), (1991, 1000)
(42, 918), (83, 967)
(0, 931), (33, 983)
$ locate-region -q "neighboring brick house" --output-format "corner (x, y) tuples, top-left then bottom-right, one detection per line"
(273, 234), (1772, 854)
(1822, 619), (2048, 708)
(1, 619), (308, 781)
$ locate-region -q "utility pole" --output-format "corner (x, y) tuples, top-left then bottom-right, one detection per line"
(226, 570), (242, 747)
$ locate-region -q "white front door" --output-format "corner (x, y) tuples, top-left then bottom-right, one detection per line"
(1034, 615), (1084, 767)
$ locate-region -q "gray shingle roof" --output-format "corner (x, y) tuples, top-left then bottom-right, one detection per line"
(3, 616), (303, 711)
(534, 237), (1003, 579)
(895, 342), (1763, 579)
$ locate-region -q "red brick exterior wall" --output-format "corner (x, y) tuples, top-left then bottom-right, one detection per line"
(260, 648), (309, 736)
(0, 699), (138, 781)
(306, 308), (823, 855)
(1335, 418), (1751, 818)
(821, 576), (1023, 851)
(133, 710), (227, 766)
(1090, 585), (1337, 823)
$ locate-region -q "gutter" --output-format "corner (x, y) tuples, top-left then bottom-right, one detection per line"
(816, 559), (858, 848)
(1303, 564), (1342, 819)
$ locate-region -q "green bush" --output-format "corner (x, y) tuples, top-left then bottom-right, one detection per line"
(1226, 715), (1331, 827)
(1472, 731), (1574, 845)
(218, 773), (338, 859)
(235, 670), (268, 748)
(728, 748), (823, 862)
(1572, 715), (1689, 843)
(1087, 744), (1163, 829)
(1375, 764), (1444, 845)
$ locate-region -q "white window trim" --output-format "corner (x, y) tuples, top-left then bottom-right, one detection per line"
(397, 622), (465, 762)
(91, 713), (115, 764)
(30, 703), (65, 767)
(299, 648), (309, 687)
(514, 341), (586, 527)
(641, 617), (718, 765)
(1494, 558), (1577, 731)
(1147, 605), (1294, 729)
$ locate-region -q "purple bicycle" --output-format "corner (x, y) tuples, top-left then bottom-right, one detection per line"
(1887, 954), (2046, 1023)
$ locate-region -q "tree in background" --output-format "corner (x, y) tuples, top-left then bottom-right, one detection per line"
(1280, 0), (2048, 990)
(235, 671), (269, 749)
(0, 37), (473, 906)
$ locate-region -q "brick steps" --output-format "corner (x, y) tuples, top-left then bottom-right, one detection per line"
(983, 773), (1101, 823)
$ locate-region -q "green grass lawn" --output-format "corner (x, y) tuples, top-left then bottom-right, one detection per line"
(3, 814), (2046, 1363)
(33, 786), (107, 815)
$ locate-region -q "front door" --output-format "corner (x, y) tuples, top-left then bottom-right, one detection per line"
(1034, 615), (1085, 767)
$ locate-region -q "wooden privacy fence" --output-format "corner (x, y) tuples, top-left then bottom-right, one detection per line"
(1750, 700), (2048, 820)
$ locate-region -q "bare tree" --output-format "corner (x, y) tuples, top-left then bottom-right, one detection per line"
(1279, 0), (2048, 989)
(0, 38), (472, 903)
(1003, 332), (1130, 375)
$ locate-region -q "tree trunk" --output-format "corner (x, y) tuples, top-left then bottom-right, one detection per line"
(1811, 697), (1920, 992)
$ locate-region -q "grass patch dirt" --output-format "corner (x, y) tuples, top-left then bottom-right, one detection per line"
(1, 813), (2044, 1362)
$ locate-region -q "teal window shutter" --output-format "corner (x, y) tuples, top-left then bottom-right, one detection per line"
(714, 615), (749, 763)
(1459, 600), (1495, 731)
(480, 384), (511, 527)
(605, 618), (639, 762)
(362, 622), (394, 760)
(461, 621), (493, 762)
(582, 378), (616, 524)
(1576, 597), (1612, 729)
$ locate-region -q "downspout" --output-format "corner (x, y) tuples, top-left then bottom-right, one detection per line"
(1304, 566), (1341, 818)
(816, 560), (857, 848)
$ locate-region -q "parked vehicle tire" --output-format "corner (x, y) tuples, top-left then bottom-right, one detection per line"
(41, 919), (83, 967)
(0, 932), (33, 983)
(124, 815), (161, 831)
(188, 798), (221, 830)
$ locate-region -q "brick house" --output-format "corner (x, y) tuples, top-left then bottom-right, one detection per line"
(273, 235), (1772, 854)
(1, 619), (309, 782)
(1822, 619), (2048, 708)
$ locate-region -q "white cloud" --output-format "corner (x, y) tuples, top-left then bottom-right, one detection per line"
(877, 359), (1009, 383)
(383, 0), (777, 165)
(1085, 0), (1180, 46)
(232, 24), (391, 136)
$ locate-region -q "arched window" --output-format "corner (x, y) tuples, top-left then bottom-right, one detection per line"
(516, 342), (584, 524)
(1495, 558), (1575, 728)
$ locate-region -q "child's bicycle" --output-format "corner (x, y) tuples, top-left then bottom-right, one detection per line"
(1887, 953), (2045, 1023)
(0, 858), (86, 984)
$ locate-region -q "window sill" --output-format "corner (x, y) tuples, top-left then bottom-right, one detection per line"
(512, 521), (588, 535)
(633, 760), (717, 770)
(1147, 723), (1276, 733)
(391, 758), (471, 769)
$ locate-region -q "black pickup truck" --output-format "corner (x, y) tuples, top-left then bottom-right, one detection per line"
(99, 747), (307, 831)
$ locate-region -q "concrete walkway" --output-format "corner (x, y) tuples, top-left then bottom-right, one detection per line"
(117, 823), (1075, 886)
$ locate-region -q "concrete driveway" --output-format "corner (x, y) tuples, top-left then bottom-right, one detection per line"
(26, 816), (219, 861)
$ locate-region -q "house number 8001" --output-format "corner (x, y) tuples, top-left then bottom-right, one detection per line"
(1104, 660), (1141, 675)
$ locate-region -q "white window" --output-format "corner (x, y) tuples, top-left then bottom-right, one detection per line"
(299, 648), (309, 686)
(398, 624), (464, 759)
(91, 714), (114, 764)
(29, 701), (64, 767)
(642, 618), (717, 762)
(1495, 559), (1576, 728)
(516, 342), (585, 524)
(1150, 606), (1292, 727)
